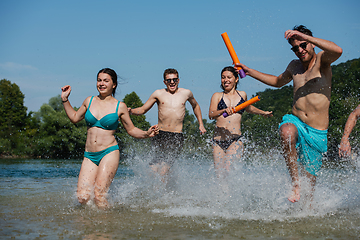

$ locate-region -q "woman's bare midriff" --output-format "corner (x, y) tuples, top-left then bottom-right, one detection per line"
(85, 128), (117, 152)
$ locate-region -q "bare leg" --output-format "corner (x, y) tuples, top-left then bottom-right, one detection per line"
(93, 150), (120, 209)
(150, 162), (171, 184)
(304, 169), (316, 204)
(213, 141), (244, 194)
(280, 123), (300, 203)
(213, 144), (228, 180)
(77, 158), (98, 205)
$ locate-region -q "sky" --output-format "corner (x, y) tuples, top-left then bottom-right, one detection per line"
(1, 0), (359, 125)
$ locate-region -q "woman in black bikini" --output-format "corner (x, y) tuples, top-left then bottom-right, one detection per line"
(209, 66), (273, 179)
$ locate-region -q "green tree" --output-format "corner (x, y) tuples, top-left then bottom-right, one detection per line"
(0, 79), (32, 156)
(327, 58), (360, 161)
(33, 95), (87, 159)
(122, 92), (151, 130)
(182, 109), (214, 158)
(241, 85), (293, 151)
(116, 91), (152, 160)
(2, 58), (359, 161)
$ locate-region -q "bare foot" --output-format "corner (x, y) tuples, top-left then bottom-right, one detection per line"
(96, 199), (110, 210)
(94, 192), (110, 210)
(288, 184), (300, 203)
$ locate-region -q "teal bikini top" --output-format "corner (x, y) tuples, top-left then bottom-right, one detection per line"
(85, 96), (120, 130)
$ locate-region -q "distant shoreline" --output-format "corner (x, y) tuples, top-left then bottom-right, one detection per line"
(0, 154), (32, 159)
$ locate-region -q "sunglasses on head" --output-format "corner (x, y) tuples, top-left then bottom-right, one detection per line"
(165, 78), (178, 83)
(291, 42), (308, 53)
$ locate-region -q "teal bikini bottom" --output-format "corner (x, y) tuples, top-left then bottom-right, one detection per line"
(84, 145), (119, 166)
(279, 114), (328, 176)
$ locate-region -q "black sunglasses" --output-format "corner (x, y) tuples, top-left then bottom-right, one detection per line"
(291, 42), (308, 53)
(165, 78), (178, 83)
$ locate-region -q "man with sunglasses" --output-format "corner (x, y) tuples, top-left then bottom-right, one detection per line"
(130, 68), (206, 183)
(236, 25), (342, 203)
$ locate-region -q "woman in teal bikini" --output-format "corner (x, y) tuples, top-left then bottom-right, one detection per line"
(61, 68), (158, 209)
(209, 66), (272, 180)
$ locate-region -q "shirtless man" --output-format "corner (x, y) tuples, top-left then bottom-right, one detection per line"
(130, 68), (206, 181)
(236, 25), (342, 203)
(339, 104), (360, 158)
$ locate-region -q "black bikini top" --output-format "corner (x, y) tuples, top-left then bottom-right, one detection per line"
(217, 91), (246, 114)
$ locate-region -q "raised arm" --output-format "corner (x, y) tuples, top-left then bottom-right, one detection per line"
(235, 62), (293, 88)
(285, 29), (343, 66)
(188, 91), (206, 134)
(130, 91), (158, 116)
(119, 102), (158, 138)
(61, 85), (87, 124)
(339, 104), (360, 157)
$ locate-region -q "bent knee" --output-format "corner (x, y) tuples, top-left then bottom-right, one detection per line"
(280, 123), (298, 142)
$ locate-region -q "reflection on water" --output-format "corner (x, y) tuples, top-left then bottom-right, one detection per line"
(0, 149), (359, 239)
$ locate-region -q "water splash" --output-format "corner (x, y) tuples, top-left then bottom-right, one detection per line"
(111, 145), (360, 222)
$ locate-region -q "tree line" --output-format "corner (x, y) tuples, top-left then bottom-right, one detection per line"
(0, 83), (214, 160)
(1, 58), (359, 162)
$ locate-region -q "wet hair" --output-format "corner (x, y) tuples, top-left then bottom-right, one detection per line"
(97, 68), (118, 96)
(220, 66), (239, 90)
(288, 25), (313, 44)
(163, 68), (179, 80)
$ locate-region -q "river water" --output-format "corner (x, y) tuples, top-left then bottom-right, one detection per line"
(1, 149), (359, 239)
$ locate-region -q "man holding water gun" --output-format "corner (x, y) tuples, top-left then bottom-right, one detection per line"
(236, 25), (342, 203)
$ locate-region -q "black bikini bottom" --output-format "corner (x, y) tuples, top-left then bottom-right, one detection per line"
(212, 135), (243, 152)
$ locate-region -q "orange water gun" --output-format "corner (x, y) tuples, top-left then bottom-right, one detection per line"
(223, 96), (260, 117)
(221, 32), (246, 78)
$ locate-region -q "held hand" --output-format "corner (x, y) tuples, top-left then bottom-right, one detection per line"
(147, 125), (159, 138)
(339, 138), (351, 158)
(199, 125), (207, 135)
(128, 108), (132, 114)
(61, 85), (71, 102)
(225, 107), (234, 116)
(234, 63), (249, 76)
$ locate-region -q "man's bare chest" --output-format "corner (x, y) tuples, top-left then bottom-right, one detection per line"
(157, 97), (187, 108)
